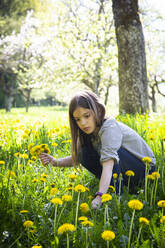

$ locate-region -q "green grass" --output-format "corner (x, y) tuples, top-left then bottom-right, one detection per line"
(0, 107), (165, 248)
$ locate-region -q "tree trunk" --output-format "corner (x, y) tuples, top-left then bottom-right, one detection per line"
(5, 94), (13, 112)
(112, 0), (149, 114)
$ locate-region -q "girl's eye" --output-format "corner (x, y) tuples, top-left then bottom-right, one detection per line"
(85, 114), (90, 118)
(75, 119), (80, 122)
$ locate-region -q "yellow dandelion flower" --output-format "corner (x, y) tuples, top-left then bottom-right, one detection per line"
(57, 223), (76, 235)
(157, 200), (165, 208)
(23, 220), (34, 228)
(74, 184), (86, 192)
(101, 230), (115, 241)
(51, 198), (63, 205)
(20, 154), (28, 159)
(139, 217), (150, 225)
(109, 186), (116, 192)
(32, 178), (39, 183)
(160, 216), (165, 224)
(78, 216), (88, 222)
(32, 245), (42, 248)
(128, 199), (143, 210)
(66, 187), (73, 191)
(20, 210), (29, 214)
(52, 142), (58, 147)
(62, 195), (72, 202)
(41, 173), (48, 178)
(151, 172), (160, 179)
(81, 220), (94, 227)
(28, 143), (34, 150)
(51, 183), (56, 187)
(69, 174), (77, 180)
(142, 157), (152, 163)
(31, 156), (37, 161)
(0, 160), (5, 165)
(101, 194), (112, 203)
(125, 170), (135, 177)
(50, 188), (58, 195)
(80, 203), (90, 213)
(147, 174), (154, 180)
(40, 177), (46, 182)
(14, 152), (20, 158)
(113, 173), (118, 179)
(8, 171), (16, 178)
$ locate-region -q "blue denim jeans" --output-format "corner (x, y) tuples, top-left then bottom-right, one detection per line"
(78, 145), (155, 193)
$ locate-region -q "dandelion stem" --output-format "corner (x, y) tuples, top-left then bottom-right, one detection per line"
(107, 240), (109, 248)
(127, 177), (130, 193)
(75, 192), (80, 229)
(136, 226), (142, 248)
(145, 164), (149, 201)
(67, 233), (69, 248)
(54, 205), (58, 234)
(153, 177), (158, 205)
(128, 209), (135, 248)
(85, 227), (88, 248)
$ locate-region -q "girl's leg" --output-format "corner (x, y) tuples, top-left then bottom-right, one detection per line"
(118, 147), (156, 192)
(78, 145), (121, 193)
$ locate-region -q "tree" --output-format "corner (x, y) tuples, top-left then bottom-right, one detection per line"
(112, 0), (149, 114)
(0, 0), (37, 36)
(0, 11), (46, 112)
(54, 0), (118, 104)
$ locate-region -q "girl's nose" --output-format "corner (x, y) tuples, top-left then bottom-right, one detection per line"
(80, 118), (86, 126)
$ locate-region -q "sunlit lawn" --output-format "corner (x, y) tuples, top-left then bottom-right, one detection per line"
(0, 106), (165, 248)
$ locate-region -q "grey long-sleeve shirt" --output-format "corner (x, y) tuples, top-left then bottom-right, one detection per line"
(91, 117), (156, 165)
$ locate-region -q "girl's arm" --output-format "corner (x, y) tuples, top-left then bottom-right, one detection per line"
(91, 159), (114, 209)
(39, 153), (73, 167)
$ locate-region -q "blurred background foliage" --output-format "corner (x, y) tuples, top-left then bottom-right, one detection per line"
(0, 0), (164, 113)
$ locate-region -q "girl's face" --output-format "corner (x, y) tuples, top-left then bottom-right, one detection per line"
(73, 107), (97, 134)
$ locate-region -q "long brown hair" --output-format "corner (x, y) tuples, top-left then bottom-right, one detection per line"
(69, 91), (106, 166)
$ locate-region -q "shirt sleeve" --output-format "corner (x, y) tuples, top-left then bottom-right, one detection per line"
(99, 119), (123, 164)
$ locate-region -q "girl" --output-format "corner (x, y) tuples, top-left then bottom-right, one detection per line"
(39, 91), (156, 209)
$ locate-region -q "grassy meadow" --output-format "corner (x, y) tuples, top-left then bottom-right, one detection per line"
(0, 106), (165, 248)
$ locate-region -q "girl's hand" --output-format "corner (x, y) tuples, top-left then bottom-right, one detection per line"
(39, 153), (55, 166)
(91, 196), (102, 210)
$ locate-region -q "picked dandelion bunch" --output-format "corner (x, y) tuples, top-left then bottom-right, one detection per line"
(30, 144), (50, 157)
(57, 223), (76, 235)
(51, 198), (63, 205)
(157, 200), (165, 208)
(101, 194), (112, 203)
(101, 230), (115, 241)
(128, 199), (143, 210)
(23, 220), (34, 228)
(139, 217), (150, 225)
(80, 203), (90, 213)
(125, 170), (135, 177)
(74, 184), (86, 192)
